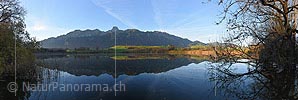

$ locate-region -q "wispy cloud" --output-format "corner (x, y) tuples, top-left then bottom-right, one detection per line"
(91, 0), (138, 28)
(150, 0), (205, 32)
(150, 0), (180, 30)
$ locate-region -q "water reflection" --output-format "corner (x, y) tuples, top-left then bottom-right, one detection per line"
(31, 54), (217, 100)
(11, 52), (294, 100)
(209, 60), (298, 100)
(4, 53), (296, 100)
(2, 54), (227, 100)
(37, 54), (201, 76)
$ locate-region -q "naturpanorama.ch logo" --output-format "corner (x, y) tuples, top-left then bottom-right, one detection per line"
(7, 81), (126, 92)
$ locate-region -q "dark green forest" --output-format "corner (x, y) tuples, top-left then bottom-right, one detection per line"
(0, 0), (38, 74)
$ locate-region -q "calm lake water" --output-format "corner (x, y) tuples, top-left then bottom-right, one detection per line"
(34, 54), (225, 100)
(2, 54), (253, 100)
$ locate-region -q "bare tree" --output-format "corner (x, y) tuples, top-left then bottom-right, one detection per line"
(209, 0), (298, 99)
(212, 0), (298, 74)
(214, 0), (297, 61)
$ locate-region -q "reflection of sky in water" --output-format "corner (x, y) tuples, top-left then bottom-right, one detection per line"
(29, 61), (228, 100)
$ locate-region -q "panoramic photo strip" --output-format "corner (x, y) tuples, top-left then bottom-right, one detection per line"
(1, 0), (298, 100)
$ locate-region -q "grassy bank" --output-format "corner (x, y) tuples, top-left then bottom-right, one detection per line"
(168, 50), (215, 56)
(36, 45), (174, 53)
(36, 45), (216, 57)
(110, 45), (172, 53)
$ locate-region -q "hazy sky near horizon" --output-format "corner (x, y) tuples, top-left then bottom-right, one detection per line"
(22, 0), (226, 43)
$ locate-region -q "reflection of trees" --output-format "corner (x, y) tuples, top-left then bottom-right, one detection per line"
(0, 58), (59, 100)
(209, 61), (297, 100)
(0, 64), (52, 100)
(209, 0), (298, 99)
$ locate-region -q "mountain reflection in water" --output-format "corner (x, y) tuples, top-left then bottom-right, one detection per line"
(2, 54), (296, 100)
(27, 54), (222, 100)
(37, 54), (201, 76)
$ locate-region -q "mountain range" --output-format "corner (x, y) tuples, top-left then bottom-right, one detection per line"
(40, 26), (205, 49)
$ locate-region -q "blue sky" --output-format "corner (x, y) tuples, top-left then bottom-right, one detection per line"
(21, 0), (226, 43)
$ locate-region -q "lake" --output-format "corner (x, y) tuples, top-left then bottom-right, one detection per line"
(34, 54), (224, 100)
(1, 54), (258, 100)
